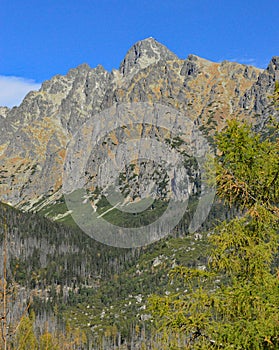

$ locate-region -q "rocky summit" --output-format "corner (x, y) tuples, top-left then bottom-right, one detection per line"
(0, 38), (278, 214)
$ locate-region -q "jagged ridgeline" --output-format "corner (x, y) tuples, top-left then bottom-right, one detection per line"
(0, 38), (278, 214)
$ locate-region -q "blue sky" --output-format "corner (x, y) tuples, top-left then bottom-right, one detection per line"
(1, 0), (279, 107)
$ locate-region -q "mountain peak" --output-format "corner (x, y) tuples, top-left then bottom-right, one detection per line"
(267, 56), (279, 79)
(119, 38), (178, 77)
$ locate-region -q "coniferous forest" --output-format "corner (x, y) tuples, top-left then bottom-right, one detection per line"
(0, 68), (279, 350)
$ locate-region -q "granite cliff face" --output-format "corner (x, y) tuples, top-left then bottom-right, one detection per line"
(0, 38), (278, 214)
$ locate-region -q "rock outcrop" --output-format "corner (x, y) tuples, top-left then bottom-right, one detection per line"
(0, 38), (278, 212)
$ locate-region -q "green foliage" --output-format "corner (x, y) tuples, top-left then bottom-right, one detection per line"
(214, 119), (279, 210)
(39, 331), (59, 350)
(62, 233), (210, 344)
(149, 118), (279, 349)
(2, 87), (279, 348)
(16, 312), (38, 350)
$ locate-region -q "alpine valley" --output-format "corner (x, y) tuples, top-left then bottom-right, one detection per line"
(0, 38), (278, 349)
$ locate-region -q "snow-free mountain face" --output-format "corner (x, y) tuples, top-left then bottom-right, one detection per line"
(0, 38), (278, 215)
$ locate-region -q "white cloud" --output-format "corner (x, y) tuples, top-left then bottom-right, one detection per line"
(0, 76), (41, 108)
(235, 58), (257, 65)
(218, 57), (268, 69)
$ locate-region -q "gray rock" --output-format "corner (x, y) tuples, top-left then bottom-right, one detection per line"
(0, 39), (276, 213)
(119, 37), (178, 77)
